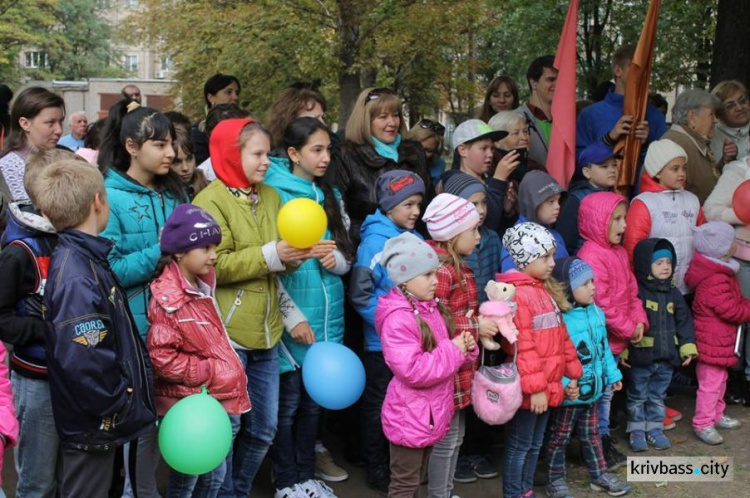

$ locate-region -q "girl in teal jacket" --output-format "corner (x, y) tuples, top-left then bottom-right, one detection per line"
(265, 117), (353, 496)
(96, 99), (185, 497)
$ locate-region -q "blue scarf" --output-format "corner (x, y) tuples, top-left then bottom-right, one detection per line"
(372, 134), (401, 162)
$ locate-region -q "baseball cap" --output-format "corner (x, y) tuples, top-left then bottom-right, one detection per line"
(452, 119), (509, 150)
(577, 143), (622, 170)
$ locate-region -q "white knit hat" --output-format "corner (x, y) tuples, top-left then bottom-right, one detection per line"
(643, 139), (688, 178)
(502, 222), (556, 269)
(423, 193), (480, 242)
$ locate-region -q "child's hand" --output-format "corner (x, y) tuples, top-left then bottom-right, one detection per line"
(620, 357), (631, 369)
(530, 391), (548, 414)
(290, 321), (316, 345)
(682, 354), (697, 366)
(319, 252), (337, 270)
(565, 380), (579, 400)
(463, 331), (477, 352)
(277, 241), (312, 264)
(611, 381), (623, 392)
(630, 323), (645, 344)
(494, 149), (520, 181)
(478, 316), (499, 339)
(308, 240), (336, 259)
(452, 335), (468, 354)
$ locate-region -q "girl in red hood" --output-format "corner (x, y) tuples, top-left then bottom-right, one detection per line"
(497, 222), (582, 498)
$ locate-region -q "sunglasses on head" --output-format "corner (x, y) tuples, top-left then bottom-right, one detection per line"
(289, 80), (322, 92)
(417, 119), (445, 136)
(365, 87), (396, 105)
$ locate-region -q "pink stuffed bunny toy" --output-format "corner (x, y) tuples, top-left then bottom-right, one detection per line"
(478, 280), (519, 350)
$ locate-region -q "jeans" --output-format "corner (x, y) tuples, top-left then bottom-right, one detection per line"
(167, 461), (227, 498)
(218, 346), (279, 498)
(502, 408), (550, 498)
(123, 425), (161, 498)
(693, 362), (729, 431)
(61, 447), (116, 498)
(546, 404), (606, 482)
(360, 352), (393, 476)
(597, 353), (618, 437)
(737, 260), (750, 379)
(626, 361), (673, 432)
(11, 372), (60, 498)
(427, 410), (464, 498)
(269, 369), (321, 489)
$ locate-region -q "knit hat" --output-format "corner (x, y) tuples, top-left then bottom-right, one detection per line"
(209, 118), (256, 188)
(439, 170), (486, 200)
(502, 222), (556, 269)
(692, 221), (735, 259)
(381, 232), (439, 285)
(376, 170), (426, 212)
(452, 119), (508, 150)
(551, 257), (594, 304)
(161, 204), (222, 254)
(652, 248), (673, 263)
(643, 139), (688, 178)
(423, 193), (480, 242)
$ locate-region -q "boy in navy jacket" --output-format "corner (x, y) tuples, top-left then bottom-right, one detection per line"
(36, 160), (156, 497)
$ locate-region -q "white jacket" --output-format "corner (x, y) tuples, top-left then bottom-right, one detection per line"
(703, 156), (750, 259)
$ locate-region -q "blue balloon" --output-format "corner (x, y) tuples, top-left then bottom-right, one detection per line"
(302, 342), (366, 410)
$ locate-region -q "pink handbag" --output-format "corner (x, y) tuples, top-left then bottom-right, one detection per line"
(471, 344), (522, 425)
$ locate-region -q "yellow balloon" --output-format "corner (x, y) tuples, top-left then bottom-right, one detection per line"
(277, 198), (328, 249)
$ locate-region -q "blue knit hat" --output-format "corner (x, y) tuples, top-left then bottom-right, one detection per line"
(376, 170), (426, 212)
(652, 248), (673, 264)
(440, 170), (486, 200)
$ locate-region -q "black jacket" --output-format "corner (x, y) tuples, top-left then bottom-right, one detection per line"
(327, 139), (429, 248)
(627, 238), (697, 367)
(0, 203), (57, 378)
(44, 230), (156, 451)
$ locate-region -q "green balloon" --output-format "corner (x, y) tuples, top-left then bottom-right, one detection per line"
(158, 387), (233, 475)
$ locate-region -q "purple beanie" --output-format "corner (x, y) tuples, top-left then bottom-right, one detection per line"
(160, 204), (222, 254)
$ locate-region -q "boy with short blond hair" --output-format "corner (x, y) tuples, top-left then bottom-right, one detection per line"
(38, 160), (157, 497)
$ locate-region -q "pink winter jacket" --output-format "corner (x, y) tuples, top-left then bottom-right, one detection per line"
(0, 343), (19, 486)
(685, 253), (750, 367)
(375, 288), (473, 449)
(577, 192), (648, 355)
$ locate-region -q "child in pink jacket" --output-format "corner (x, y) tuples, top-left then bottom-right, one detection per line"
(0, 342), (20, 496)
(577, 191), (648, 471)
(375, 233), (477, 498)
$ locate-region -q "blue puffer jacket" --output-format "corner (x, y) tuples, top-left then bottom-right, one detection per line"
(266, 157), (347, 373)
(102, 169), (181, 340)
(560, 304), (622, 406)
(465, 226), (502, 304)
(349, 210), (423, 352)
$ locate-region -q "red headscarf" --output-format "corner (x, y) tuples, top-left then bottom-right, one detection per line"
(209, 118), (255, 188)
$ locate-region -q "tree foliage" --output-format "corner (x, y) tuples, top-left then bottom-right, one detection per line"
(0, 0), (56, 84)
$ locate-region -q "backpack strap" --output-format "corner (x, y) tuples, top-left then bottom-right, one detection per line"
(8, 239), (44, 294)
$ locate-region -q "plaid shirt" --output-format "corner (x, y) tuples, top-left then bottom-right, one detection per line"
(435, 259), (479, 411)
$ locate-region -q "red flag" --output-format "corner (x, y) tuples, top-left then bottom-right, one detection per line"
(547, 0), (579, 188)
(616, 0), (661, 192)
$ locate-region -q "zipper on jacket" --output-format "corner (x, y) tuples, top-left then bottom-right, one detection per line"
(117, 288), (155, 413)
(278, 340), (300, 369)
(321, 274), (330, 342)
(203, 294), (247, 369)
(224, 289), (245, 326)
(264, 290), (272, 348)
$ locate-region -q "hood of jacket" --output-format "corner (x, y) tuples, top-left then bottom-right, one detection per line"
(567, 179), (606, 201)
(209, 118), (255, 188)
(374, 286), (439, 333)
(495, 269), (539, 287)
(633, 238), (676, 292)
(104, 167), (158, 195)
(518, 170), (566, 224)
(150, 260), (217, 312)
(266, 156), (325, 202)
(1, 202), (55, 247)
(578, 191), (627, 248)
(685, 251), (736, 290)
(360, 209), (409, 241)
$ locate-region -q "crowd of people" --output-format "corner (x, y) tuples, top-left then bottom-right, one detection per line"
(0, 41), (748, 498)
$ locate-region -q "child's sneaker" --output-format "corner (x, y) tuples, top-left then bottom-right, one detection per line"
(315, 447), (349, 482)
(628, 430), (648, 452)
(666, 406), (682, 421)
(453, 455), (478, 483)
(300, 479), (338, 498)
(647, 429), (671, 450)
(590, 472), (630, 496)
(275, 485), (304, 498)
(546, 478), (573, 498)
(467, 454), (498, 479)
(715, 415), (742, 430)
(662, 415), (676, 430)
(694, 426), (724, 445)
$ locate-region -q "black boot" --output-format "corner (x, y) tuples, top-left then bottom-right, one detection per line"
(602, 435), (627, 471)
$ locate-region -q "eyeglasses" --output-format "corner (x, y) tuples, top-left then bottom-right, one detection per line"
(724, 96), (748, 112)
(365, 87), (395, 105)
(417, 119), (445, 136)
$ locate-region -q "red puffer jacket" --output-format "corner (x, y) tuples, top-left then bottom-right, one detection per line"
(148, 261), (251, 416)
(496, 271), (582, 409)
(685, 253), (750, 367)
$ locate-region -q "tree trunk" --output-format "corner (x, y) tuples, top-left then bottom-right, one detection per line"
(710, 0), (750, 88)
(337, 1), (362, 130)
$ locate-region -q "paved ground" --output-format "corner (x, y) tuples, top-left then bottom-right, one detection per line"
(2, 393), (747, 497)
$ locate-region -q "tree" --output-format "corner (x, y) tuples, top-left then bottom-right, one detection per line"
(710, 0), (750, 88)
(0, 0), (56, 85)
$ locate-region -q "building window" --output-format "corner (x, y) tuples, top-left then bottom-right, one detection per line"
(124, 54), (138, 73)
(159, 56), (174, 72)
(24, 51), (48, 69)
(95, 0), (111, 8)
(125, 0), (139, 8)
